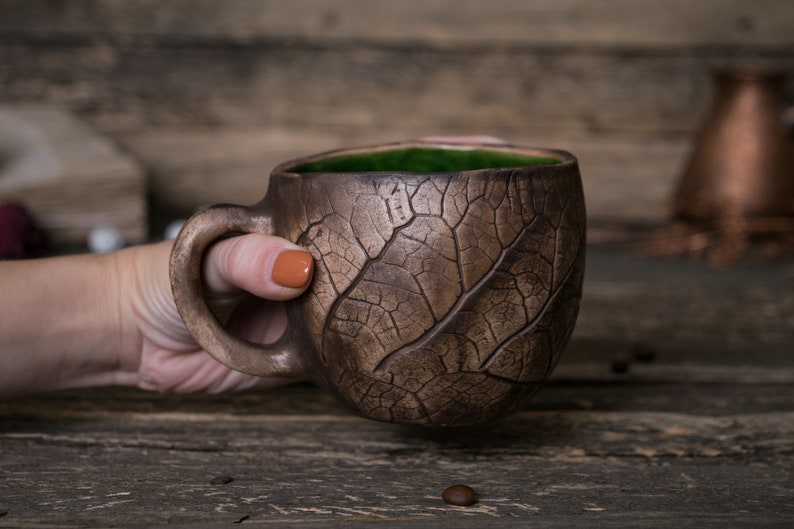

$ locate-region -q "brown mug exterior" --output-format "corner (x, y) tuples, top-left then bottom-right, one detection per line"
(170, 141), (586, 426)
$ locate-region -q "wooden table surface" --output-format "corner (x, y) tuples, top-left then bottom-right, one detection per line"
(1, 245), (792, 528)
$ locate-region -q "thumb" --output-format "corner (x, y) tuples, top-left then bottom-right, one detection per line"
(202, 234), (314, 301)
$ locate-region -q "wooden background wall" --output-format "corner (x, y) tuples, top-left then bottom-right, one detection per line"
(1, 0), (793, 234)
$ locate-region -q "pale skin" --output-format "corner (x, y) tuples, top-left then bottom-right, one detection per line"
(0, 136), (504, 400)
(0, 235), (313, 399)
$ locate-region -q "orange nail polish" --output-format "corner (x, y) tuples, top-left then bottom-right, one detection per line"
(272, 250), (313, 288)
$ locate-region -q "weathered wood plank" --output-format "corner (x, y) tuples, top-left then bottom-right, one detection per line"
(2, 9), (792, 225)
(536, 380), (794, 416)
(1, 1), (792, 229)
(3, 42), (792, 135)
(2, 376), (794, 421)
(1, 0), (793, 49)
(1, 243), (792, 528)
(574, 250), (794, 348)
(115, 128), (691, 224)
(1, 404), (792, 527)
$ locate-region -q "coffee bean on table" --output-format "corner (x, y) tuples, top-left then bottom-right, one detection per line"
(610, 355), (631, 374)
(631, 343), (658, 363)
(442, 484), (476, 506)
(210, 476), (234, 485)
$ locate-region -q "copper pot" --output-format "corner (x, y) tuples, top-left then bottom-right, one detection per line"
(671, 68), (794, 229)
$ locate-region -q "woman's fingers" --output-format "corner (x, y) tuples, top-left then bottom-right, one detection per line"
(202, 234), (314, 301)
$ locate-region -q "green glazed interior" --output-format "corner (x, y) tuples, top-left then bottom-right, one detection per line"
(290, 147), (560, 173)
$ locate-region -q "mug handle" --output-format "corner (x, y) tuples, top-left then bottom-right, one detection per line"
(169, 204), (306, 379)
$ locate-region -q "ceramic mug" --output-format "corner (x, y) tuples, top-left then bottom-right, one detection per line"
(170, 141), (586, 426)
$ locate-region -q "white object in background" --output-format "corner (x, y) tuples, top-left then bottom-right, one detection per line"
(164, 219), (186, 240)
(87, 225), (125, 253)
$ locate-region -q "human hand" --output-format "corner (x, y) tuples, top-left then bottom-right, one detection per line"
(116, 235), (313, 394)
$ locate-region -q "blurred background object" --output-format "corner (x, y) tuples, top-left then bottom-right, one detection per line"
(663, 68), (794, 264)
(0, 105), (146, 250)
(0, 0), (792, 252)
(672, 68), (794, 225)
(0, 202), (46, 258)
(86, 224), (125, 253)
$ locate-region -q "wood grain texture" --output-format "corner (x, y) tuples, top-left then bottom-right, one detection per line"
(1, 0), (792, 49)
(1, 1), (792, 225)
(3, 41), (792, 134)
(1, 249), (792, 527)
(1, 406), (792, 528)
(1, 38), (791, 225)
(118, 128), (691, 224)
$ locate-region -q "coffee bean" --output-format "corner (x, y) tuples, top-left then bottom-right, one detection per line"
(442, 484), (476, 506)
(610, 356), (631, 374)
(631, 343), (658, 363)
(210, 476), (234, 485)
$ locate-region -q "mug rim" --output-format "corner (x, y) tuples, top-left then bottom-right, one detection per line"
(272, 141), (577, 176)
